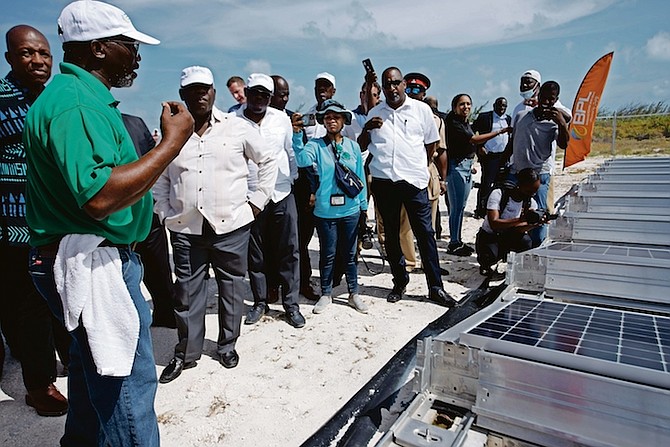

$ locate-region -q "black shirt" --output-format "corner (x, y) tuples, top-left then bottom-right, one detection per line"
(445, 111), (476, 162)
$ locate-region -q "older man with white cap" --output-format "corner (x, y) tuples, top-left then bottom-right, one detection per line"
(23, 1), (193, 445)
(236, 73), (305, 329)
(154, 66), (276, 384)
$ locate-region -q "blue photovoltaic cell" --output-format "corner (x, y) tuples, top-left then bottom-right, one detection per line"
(465, 298), (669, 372)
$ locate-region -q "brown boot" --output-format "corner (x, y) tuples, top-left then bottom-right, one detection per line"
(26, 383), (68, 417)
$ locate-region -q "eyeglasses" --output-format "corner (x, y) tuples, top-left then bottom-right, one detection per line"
(105, 40), (140, 55)
(405, 86), (425, 95)
(382, 80), (403, 89)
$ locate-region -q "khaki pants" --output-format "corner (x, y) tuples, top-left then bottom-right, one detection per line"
(375, 204), (418, 272)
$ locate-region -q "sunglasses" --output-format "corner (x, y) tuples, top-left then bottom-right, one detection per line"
(405, 86), (426, 95)
(105, 40), (140, 55)
(382, 80), (403, 89)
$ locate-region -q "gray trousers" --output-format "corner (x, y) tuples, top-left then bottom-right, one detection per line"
(248, 193), (300, 312)
(170, 221), (251, 362)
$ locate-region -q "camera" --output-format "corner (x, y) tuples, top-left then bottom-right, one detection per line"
(539, 105), (554, 120)
(360, 225), (374, 250)
(525, 209), (558, 225)
(358, 214), (374, 249)
(302, 113), (316, 127)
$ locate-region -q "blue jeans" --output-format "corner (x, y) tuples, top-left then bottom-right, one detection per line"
(29, 247), (159, 447)
(314, 212), (360, 296)
(446, 158), (474, 246)
(529, 173), (551, 246)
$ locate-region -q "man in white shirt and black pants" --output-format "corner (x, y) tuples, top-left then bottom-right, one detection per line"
(236, 74), (305, 329)
(358, 67), (456, 307)
(154, 66), (276, 383)
(472, 97), (511, 218)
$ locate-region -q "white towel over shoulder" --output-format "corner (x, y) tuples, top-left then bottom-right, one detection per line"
(54, 234), (140, 377)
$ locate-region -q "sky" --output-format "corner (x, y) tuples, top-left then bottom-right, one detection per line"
(2, 0), (669, 131)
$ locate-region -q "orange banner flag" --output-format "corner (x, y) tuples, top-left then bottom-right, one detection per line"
(564, 52), (614, 168)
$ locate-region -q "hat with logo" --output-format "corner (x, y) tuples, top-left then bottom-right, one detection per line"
(180, 66), (214, 88)
(404, 72), (431, 90)
(315, 72), (336, 89)
(58, 0), (160, 44)
(246, 73), (274, 94)
(522, 70), (541, 84)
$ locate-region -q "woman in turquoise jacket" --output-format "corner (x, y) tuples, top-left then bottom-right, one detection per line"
(292, 100), (368, 314)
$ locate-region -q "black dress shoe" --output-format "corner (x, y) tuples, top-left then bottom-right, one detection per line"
(219, 350), (239, 369)
(286, 310), (306, 328)
(159, 357), (197, 384)
(245, 303), (269, 325)
(429, 288), (458, 308)
(300, 285), (319, 301)
(387, 287), (406, 303)
(439, 267), (450, 276)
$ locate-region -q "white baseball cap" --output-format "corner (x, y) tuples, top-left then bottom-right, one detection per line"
(522, 69), (542, 84)
(315, 72), (336, 89)
(58, 1), (160, 45)
(180, 66), (214, 88)
(247, 73), (274, 94)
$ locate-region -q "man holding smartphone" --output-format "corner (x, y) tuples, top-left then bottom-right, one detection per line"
(509, 81), (570, 247)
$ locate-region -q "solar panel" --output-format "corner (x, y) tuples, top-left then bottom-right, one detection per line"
(460, 298), (670, 389)
(545, 241), (670, 261)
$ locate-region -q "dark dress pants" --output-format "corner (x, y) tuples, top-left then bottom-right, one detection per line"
(476, 152), (504, 216)
(294, 172), (316, 288)
(170, 221), (250, 363)
(371, 178), (444, 292)
(0, 244), (69, 390)
(135, 213), (176, 324)
(475, 228), (532, 269)
(248, 194), (300, 312)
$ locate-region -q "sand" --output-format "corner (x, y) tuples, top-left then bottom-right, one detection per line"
(0, 156), (604, 447)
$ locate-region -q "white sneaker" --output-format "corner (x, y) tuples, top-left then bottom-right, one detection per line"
(348, 294), (368, 314)
(312, 295), (331, 314)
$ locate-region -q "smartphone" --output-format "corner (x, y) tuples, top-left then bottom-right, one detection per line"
(362, 58), (374, 74)
(303, 113), (316, 127)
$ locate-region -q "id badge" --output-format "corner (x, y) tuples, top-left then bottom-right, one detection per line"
(330, 194), (345, 206)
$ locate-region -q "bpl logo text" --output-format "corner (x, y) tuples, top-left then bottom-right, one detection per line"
(571, 91), (596, 140)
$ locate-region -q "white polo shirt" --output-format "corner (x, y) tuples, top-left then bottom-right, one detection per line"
(237, 106), (297, 203)
(366, 96), (439, 189)
(153, 106), (277, 235)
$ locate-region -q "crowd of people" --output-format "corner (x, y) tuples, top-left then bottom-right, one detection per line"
(0, 1), (571, 445)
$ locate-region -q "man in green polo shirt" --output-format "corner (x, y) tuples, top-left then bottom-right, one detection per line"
(23, 1), (193, 445)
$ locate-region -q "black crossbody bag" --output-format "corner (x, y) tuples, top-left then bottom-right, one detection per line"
(329, 141), (364, 198)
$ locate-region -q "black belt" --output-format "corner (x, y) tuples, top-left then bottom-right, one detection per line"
(37, 238), (136, 258)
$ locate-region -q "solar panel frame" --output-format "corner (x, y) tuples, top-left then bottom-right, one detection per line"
(459, 297), (670, 389)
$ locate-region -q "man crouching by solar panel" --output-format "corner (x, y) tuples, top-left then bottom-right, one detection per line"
(475, 168), (546, 280)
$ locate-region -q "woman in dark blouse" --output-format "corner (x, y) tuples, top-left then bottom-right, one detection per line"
(445, 93), (510, 256)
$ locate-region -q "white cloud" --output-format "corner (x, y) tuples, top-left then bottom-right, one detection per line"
(653, 81), (669, 98)
(244, 59), (272, 75)
(114, 0), (617, 52)
(646, 32), (670, 60)
(480, 80), (512, 103)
